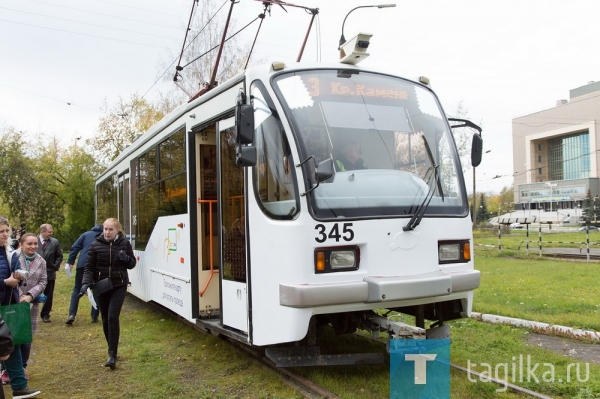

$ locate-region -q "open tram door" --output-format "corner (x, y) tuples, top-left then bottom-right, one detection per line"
(218, 115), (250, 335)
(194, 123), (220, 318)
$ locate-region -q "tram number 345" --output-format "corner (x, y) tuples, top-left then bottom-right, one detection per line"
(315, 223), (354, 243)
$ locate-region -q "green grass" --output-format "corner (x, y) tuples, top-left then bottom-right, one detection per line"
(473, 250), (600, 331)
(450, 318), (600, 398)
(24, 273), (303, 399)
(288, 318), (600, 398)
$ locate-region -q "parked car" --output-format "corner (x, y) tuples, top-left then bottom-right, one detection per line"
(578, 226), (599, 231)
(510, 222), (523, 229)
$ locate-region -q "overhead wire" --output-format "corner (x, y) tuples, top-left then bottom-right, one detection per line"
(24, 0), (182, 30)
(0, 6), (179, 40)
(85, 0), (182, 18)
(142, 0), (229, 100)
(174, 0), (200, 80)
(0, 83), (102, 113)
(181, 14), (262, 69)
(0, 18), (173, 49)
(245, 3), (269, 70)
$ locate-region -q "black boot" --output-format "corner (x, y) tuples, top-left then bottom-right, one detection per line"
(105, 353), (117, 369)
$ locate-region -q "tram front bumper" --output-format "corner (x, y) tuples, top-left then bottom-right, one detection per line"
(279, 269), (480, 308)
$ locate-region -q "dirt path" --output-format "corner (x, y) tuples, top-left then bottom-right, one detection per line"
(526, 333), (600, 364)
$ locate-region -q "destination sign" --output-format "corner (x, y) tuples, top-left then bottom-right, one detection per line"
(306, 77), (408, 100)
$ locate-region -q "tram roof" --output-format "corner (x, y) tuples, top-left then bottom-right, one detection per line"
(96, 61), (422, 182)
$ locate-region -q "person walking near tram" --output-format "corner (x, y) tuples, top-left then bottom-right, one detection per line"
(65, 225), (103, 325)
(81, 218), (136, 369)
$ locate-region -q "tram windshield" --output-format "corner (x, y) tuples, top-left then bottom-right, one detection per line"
(272, 69), (467, 219)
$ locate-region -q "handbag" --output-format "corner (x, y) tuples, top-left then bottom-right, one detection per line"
(0, 315), (14, 357)
(0, 301), (32, 346)
(93, 277), (113, 297)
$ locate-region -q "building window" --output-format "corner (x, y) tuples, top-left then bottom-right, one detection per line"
(538, 168), (542, 174)
(538, 144), (542, 151)
(548, 131), (590, 180)
(538, 155), (542, 162)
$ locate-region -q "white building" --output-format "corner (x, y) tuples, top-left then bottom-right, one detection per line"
(512, 81), (600, 216)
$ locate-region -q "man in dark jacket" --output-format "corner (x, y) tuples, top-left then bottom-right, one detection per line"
(64, 225), (103, 325)
(37, 224), (63, 323)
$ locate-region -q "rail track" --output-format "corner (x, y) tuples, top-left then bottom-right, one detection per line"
(541, 251), (600, 261)
(146, 297), (554, 399)
(145, 300), (338, 398)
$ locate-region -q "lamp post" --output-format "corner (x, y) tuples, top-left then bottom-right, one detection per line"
(545, 182), (557, 222)
(339, 4), (396, 56)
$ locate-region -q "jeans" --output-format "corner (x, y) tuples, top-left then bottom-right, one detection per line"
(2, 345), (27, 391)
(40, 279), (55, 318)
(20, 343), (30, 368)
(69, 268), (100, 320)
(96, 285), (127, 356)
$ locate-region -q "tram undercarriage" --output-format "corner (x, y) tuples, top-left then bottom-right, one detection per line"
(266, 298), (465, 367)
(192, 298), (465, 367)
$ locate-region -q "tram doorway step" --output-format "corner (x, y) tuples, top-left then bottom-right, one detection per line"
(265, 346), (384, 367)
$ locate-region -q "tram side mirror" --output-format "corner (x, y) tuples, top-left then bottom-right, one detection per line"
(471, 133), (483, 167)
(235, 104), (254, 145)
(316, 158), (334, 182)
(449, 118), (483, 167)
(236, 145), (256, 167)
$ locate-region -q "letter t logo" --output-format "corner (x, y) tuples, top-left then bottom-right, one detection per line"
(405, 354), (437, 384)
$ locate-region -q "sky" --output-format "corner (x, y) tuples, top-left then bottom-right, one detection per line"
(1, 0), (599, 194)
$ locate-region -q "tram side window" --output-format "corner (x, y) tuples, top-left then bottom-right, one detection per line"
(134, 127), (187, 250)
(251, 81), (299, 220)
(97, 173), (118, 223)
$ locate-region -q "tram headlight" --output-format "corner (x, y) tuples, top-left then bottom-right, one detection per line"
(438, 240), (470, 264)
(315, 246), (360, 273)
(331, 250), (355, 269)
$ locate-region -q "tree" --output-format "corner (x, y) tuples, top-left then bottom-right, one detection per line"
(581, 189), (596, 224)
(447, 101), (483, 176)
(0, 127), (50, 228)
(476, 193), (489, 224)
(0, 125), (102, 246)
(58, 143), (104, 243)
(87, 94), (164, 164)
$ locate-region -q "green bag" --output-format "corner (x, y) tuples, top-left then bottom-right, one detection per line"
(0, 302), (32, 345)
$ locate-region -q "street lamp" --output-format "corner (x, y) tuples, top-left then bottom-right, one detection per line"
(339, 4), (396, 53)
(545, 182), (557, 219)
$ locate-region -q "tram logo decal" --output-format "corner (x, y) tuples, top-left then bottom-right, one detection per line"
(148, 224), (181, 261)
(390, 339), (450, 399)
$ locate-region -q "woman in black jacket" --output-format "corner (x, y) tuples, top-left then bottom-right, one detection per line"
(81, 218), (136, 369)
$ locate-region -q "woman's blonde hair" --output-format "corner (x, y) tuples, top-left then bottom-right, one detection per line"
(104, 218), (123, 232)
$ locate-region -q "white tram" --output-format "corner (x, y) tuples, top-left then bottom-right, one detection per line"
(95, 59), (482, 366)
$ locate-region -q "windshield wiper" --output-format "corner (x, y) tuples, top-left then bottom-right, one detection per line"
(403, 136), (443, 231)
